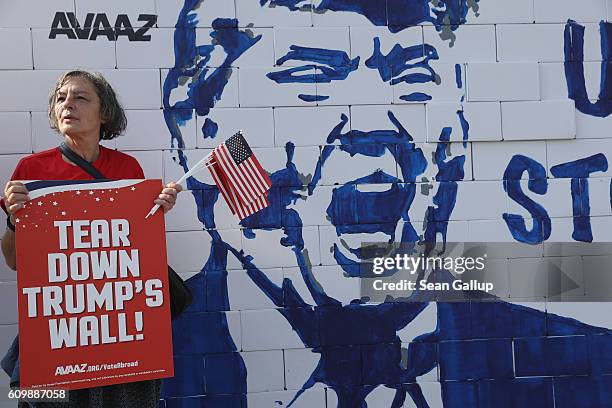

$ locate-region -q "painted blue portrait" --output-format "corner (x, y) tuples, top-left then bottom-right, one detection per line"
(160, 1), (612, 408)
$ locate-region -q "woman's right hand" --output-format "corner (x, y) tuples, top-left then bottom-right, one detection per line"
(3, 181), (30, 222)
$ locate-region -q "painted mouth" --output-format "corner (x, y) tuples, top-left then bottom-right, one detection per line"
(338, 231), (397, 259)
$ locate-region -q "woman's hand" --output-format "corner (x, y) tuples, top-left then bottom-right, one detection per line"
(3, 181), (30, 223)
(154, 182), (183, 214)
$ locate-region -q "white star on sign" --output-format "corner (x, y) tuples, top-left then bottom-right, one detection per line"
(15, 218), (20, 223)
(109, 197), (114, 202)
(52, 201), (58, 206)
(76, 191), (81, 195)
(131, 187), (136, 191)
(95, 197), (100, 202)
(89, 191), (94, 195)
(61, 211), (66, 216)
(37, 202), (43, 206)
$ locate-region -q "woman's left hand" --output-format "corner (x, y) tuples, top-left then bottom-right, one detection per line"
(154, 182), (183, 213)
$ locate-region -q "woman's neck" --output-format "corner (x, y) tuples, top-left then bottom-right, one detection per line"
(62, 135), (100, 163)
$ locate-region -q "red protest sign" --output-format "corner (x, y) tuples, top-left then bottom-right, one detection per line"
(15, 179), (174, 390)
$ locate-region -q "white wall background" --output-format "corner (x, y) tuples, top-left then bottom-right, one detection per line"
(1, 0), (612, 407)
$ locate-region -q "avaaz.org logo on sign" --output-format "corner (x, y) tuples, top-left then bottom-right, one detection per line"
(49, 12), (157, 41)
(54, 363), (87, 376)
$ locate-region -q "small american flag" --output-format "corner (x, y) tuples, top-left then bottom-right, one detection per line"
(208, 132), (272, 220)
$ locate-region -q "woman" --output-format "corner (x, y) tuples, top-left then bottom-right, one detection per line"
(1, 70), (181, 407)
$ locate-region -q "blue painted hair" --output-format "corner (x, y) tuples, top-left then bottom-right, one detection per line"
(259, 0), (480, 33)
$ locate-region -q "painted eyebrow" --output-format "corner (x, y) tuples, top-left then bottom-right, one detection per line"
(276, 45), (354, 66)
(348, 170), (400, 184)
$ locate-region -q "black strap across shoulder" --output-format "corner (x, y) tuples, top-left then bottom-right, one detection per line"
(58, 142), (107, 180)
(57, 142), (192, 318)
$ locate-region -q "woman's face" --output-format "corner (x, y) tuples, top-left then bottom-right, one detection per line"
(54, 77), (104, 139)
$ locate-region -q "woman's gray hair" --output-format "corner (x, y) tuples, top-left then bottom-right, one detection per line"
(48, 70), (127, 140)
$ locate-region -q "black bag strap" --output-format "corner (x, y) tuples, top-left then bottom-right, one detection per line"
(59, 142), (192, 318)
(59, 142), (107, 180)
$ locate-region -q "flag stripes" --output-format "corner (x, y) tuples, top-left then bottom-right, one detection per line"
(207, 132), (272, 220)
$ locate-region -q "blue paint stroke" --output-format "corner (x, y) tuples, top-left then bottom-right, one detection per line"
(299, 94), (329, 102)
(275, 46), (359, 82)
(457, 110), (469, 148)
(260, 0), (482, 34)
(564, 20), (612, 118)
(423, 125), (466, 246)
(266, 66), (316, 84)
(400, 93), (432, 102)
(268, 46), (359, 101)
(455, 63), (463, 89)
(366, 38), (439, 101)
(550, 153), (609, 242)
(202, 118), (218, 139)
(502, 155), (551, 244)
(259, 0), (313, 12)
(163, 17), (260, 119)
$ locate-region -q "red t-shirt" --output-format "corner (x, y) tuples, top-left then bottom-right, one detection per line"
(11, 146), (144, 181)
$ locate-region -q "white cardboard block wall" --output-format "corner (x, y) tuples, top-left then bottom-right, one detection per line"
(0, 29), (33, 69)
(1, 1), (612, 406)
(534, 0), (606, 23)
(156, 0), (236, 28)
(0, 0), (75, 28)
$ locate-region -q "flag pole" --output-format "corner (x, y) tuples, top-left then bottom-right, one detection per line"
(145, 152), (215, 219)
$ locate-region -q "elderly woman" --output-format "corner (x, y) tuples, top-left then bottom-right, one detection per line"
(1, 70), (181, 407)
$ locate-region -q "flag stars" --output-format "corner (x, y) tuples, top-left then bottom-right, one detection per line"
(61, 211), (66, 216)
(131, 187), (136, 191)
(52, 201), (58, 206)
(76, 191), (81, 195)
(109, 197), (114, 202)
(37, 202), (43, 206)
(15, 218), (20, 224)
(95, 197), (100, 202)
(89, 191), (94, 195)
